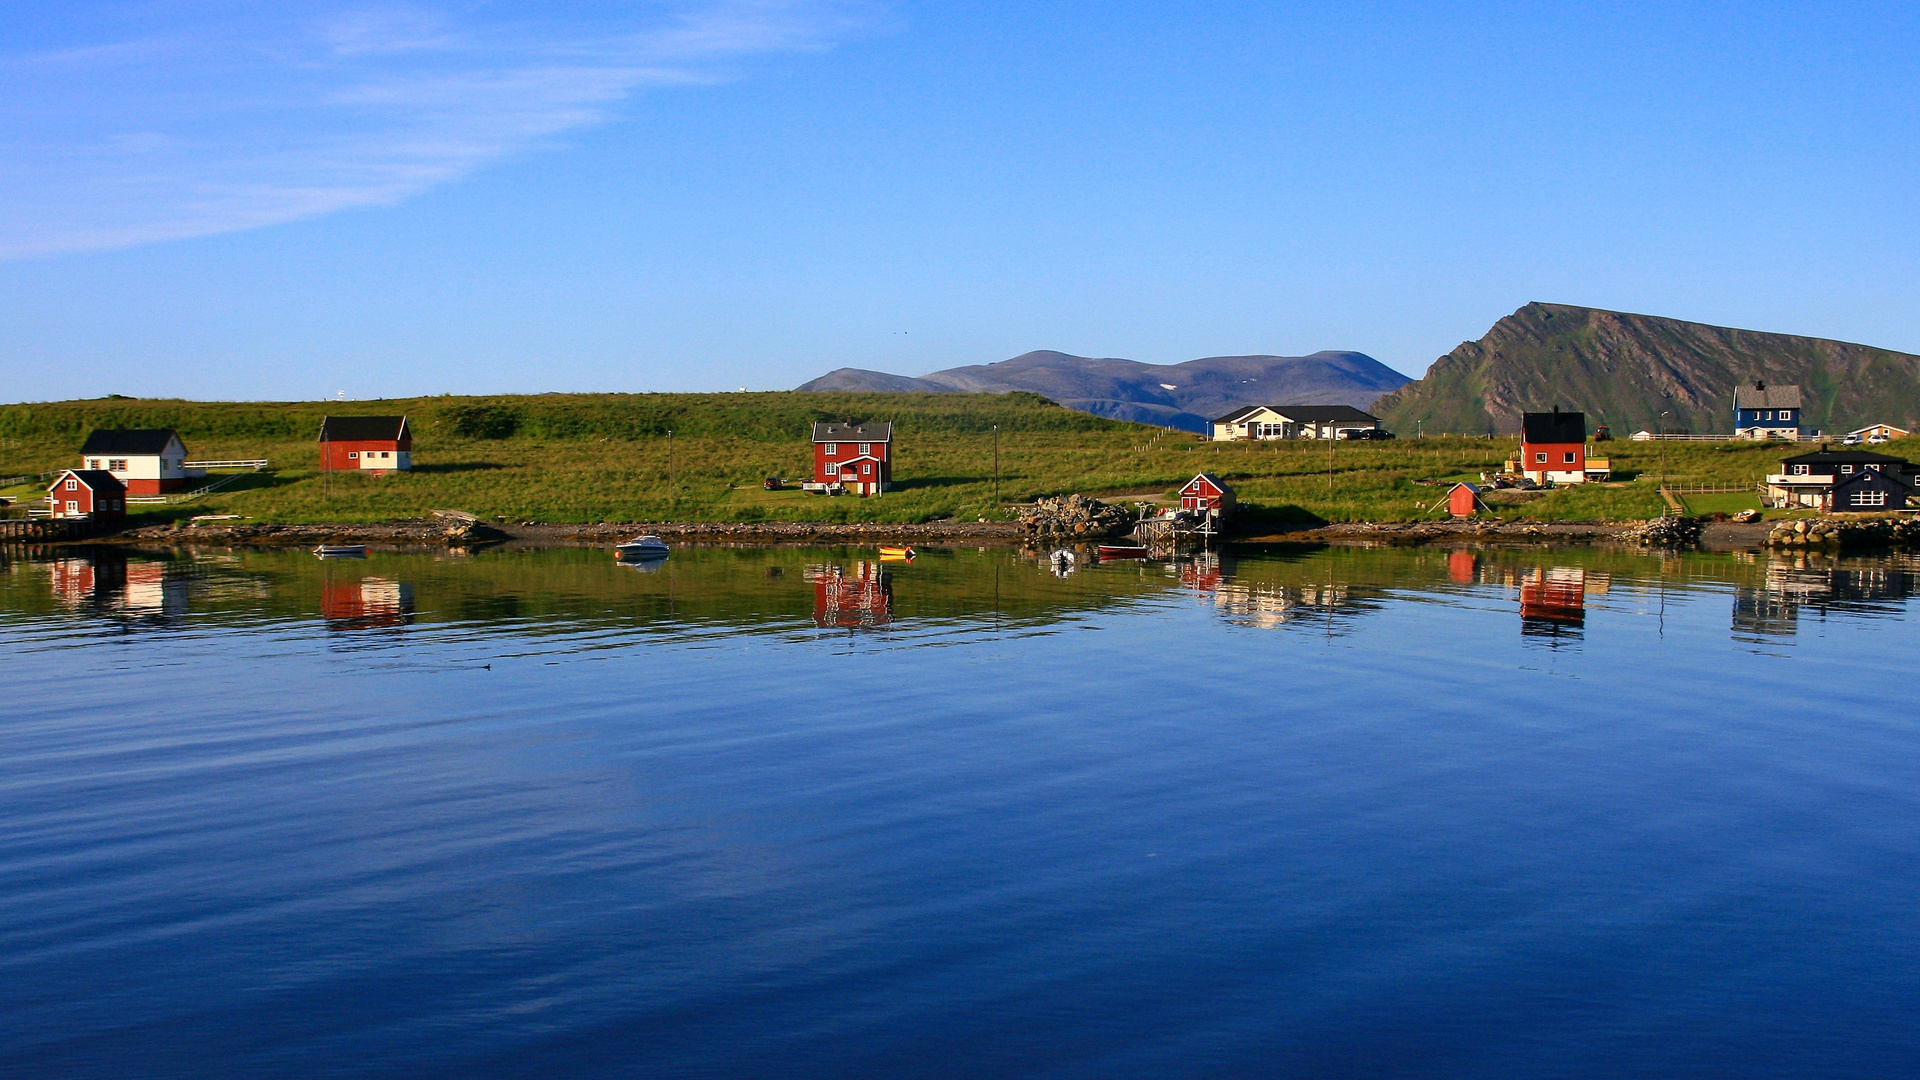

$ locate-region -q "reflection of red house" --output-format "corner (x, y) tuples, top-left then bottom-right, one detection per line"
(321, 578), (416, 630)
(1520, 567), (1585, 639)
(50, 557), (122, 607)
(319, 416), (413, 475)
(1180, 554), (1223, 593)
(811, 562), (892, 627)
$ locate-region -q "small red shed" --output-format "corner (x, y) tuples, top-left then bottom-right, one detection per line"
(1447, 482), (1483, 517)
(1179, 473), (1235, 516)
(48, 470), (127, 521)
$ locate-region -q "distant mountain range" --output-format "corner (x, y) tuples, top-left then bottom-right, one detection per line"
(1373, 302), (1920, 436)
(797, 304), (1920, 436)
(795, 350), (1411, 432)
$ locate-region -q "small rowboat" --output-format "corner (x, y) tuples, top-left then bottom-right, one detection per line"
(313, 544), (367, 558)
(878, 545), (915, 560)
(1096, 544), (1151, 559)
(614, 535), (670, 560)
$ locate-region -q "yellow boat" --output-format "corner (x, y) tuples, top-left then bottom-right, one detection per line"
(878, 545), (916, 560)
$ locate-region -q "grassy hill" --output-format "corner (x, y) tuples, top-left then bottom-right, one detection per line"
(1373, 302), (1920, 436)
(4, 390), (1912, 526)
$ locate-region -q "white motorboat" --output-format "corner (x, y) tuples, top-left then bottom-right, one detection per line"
(313, 544), (367, 558)
(614, 535), (670, 561)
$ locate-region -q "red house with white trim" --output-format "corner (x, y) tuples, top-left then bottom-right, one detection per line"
(1179, 472), (1235, 516)
(1519, 409), (1588, 485)
(812, 421), (892, 496)
(318, 416), (413, 474)
(48, 470), (127, 521)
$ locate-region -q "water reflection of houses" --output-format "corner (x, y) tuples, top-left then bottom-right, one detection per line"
(320, 578), (416, 631)
(806, 562), (892, 629)
(1732, 555), (1915, 640)
(1519, 566), (1587, 643)
(1187, 558), (1377, 633)
(48, 553), (189, 619)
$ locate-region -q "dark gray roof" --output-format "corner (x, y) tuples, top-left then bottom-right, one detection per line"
(1270, 405), (1380, 424)
(1184, 472), (1233, 494)
(57, 469), (126, 492)
(1522, 411), (1586, 443)
(812, 421), (892, 442)
(1733, 383), (1803, 410)
(80, 429), (180, 455)
(318, 415), (410, 442)
(1211, 405), (1268, 425)
(1780, 449), (1908, 467)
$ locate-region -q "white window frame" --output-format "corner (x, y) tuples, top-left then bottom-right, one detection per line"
(825, 462), (839, 476)
(1850, 490), (1887, 507)
(348, 451), (359, 459)
(859, 443), (871, 455)
(1533, 452), (1547, 464)
(824, 443), (837, 455)
(1791, 465), (1809, 475)
(65, 500), (79, 513)
(861, 462), (872, 475)
(65, 478), (78, 490)
(1563, 452), (1577, 464)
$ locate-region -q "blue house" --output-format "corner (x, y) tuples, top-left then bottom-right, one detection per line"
(1733, 382), (1804, 441)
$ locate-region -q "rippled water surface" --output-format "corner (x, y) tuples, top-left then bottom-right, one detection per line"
(3, 542), (1917, 1078)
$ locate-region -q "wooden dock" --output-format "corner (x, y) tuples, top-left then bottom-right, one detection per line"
(0, 518), (101, 542)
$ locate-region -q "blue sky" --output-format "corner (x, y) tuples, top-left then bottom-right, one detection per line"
(3, 1), (1916, 402)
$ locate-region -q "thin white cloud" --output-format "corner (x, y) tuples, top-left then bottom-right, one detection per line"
(0, 2), (875, 260)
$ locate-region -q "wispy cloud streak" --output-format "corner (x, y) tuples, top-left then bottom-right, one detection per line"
(0, 2), (873, 259)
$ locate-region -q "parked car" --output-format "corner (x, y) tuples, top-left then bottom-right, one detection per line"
(1341, 428), (1396, 440)
(1867, 434), (1890, 444)
(1843, 433), (1862, 445)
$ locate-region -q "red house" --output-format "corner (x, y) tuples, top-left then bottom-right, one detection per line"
(1179, 472), (1235, 516)
(1519, 409), (1588, 485)
(48, 470), (127, 521)
(318, 416), (413, 475)
(812, 421), (892, 496)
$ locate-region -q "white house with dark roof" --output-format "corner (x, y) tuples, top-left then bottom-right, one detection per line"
(79, 429), (191, 494)
(1209, 405), (1382, 441)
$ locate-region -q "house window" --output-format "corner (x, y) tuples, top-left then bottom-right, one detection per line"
(65, 478), (77, 490)
(1839, 465), (1853, 474)
(65, 500), (78, 513)
(825, 463), (839, 476)
(824, 443), (837, 455)
(1533, 452), (1547, 464)
(348, 451), (359, 459)
(861, 462), (872, 475)
(108, 459), (127, 471)
(1850, 490), (1887, 507)
(1868, 463), (1881, 471)
(859, 443), (871, 455)
(1791, 465), (1809, 475)
(1781, 411), (1793, 421)
(88, 459), (101, 469)
(380, 451), (390, 459)
(1563, 452), (1577, 464)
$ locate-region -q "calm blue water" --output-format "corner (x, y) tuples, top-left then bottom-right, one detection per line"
(2, 543), (1917, 1078)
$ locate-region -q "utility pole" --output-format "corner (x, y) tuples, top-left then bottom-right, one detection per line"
(1657, 411), (1669, 487)
(992, 424), (1000, 508)
(1328, 428), (1335, 491)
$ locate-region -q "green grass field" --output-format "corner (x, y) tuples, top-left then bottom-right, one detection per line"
(4, 392), (1912, 525)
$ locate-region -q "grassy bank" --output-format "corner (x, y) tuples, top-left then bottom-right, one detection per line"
(5, 393), (1912, 525)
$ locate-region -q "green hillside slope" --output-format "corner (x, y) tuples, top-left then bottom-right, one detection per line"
(1372, 302), (1920, 436)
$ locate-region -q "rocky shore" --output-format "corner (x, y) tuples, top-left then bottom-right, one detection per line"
(105, 516), (1028, 547)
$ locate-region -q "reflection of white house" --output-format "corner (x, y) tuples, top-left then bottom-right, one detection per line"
(1210, 405), (1382, 441)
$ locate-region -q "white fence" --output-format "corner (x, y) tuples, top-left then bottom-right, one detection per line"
(183, 459), (269, 470)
